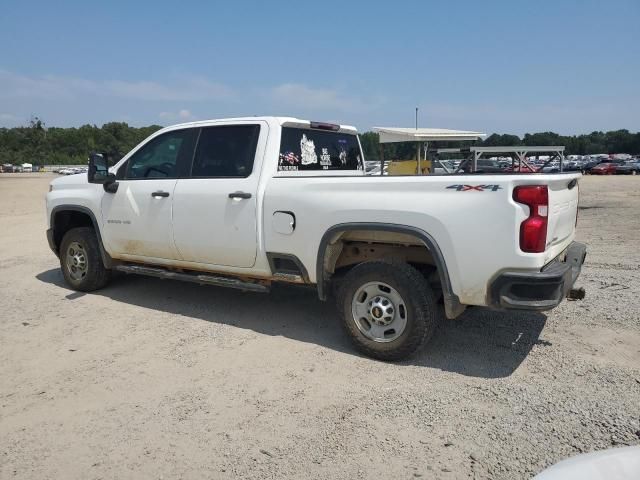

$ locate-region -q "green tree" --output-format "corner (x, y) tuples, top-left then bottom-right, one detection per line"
(359, 131), (380, 161)
(482, 133), (522, 146)
(1, 119), (638, 166)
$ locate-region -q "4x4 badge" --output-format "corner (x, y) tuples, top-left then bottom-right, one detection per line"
(446, 184), (502, 192)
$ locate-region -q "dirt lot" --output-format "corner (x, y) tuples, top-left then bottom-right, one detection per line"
(1, 173), (639, 479)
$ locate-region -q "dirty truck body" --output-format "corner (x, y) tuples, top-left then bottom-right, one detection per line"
(46, 117), (586, 360)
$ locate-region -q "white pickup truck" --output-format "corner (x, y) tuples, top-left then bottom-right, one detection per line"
(46, 117), (586, 360)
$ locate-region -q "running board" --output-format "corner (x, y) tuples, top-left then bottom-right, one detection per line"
(114, 264), (270, 293)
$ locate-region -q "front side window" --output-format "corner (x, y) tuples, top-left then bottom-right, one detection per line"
(191, 125), (260, 178)
(278, 127), (363, 172)
(126, 129), (196, 179)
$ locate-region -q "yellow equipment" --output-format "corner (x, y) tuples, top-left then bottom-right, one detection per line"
(387, 159), (432, 176)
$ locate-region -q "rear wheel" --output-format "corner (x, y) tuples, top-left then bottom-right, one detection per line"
(337, 261), (438, 361)
(60, 227), (111, 291)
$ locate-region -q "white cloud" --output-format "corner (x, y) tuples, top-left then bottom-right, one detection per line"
(0, 70), (235, 102)
(0, 69), (392, 129)
(270, 83), (377, 112)
(420, 102), (636, 136)
(0, 68), (636, 134)
(0, 112), (21, 126)
(105, 79), (233, 102)
(159, 109), (195, 122)
(178, 109), (193, 119)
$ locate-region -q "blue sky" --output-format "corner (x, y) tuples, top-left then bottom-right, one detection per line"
(1, 0), (638, 134)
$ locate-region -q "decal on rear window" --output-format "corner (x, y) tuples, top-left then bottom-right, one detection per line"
(300, 134), (318, 166)
(279, 127), (363, 171)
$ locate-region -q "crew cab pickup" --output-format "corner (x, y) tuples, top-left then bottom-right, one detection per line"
(46, 117), (586, 360)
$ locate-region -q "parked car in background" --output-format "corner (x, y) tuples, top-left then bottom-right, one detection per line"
(460, 159), (504, 173)
(433, 160), (455, 175)
(581, 160), (600, 174)
(563, 161), (583, 172)
(365, 161), (379, 174)
(540, 163), (561, 173)
(590, 162), (618, 175)
(503, 162), (540, 173)
(57, 167), (86, 175)
(1, 163), (15, 173)
(615, 161), (640, 175)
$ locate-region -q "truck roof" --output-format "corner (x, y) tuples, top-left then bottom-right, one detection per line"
(166, 116), (358, 134)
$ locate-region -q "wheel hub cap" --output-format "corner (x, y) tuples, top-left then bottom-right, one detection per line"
(368, 296), (394, 326)
(65, 242), (88, 282)
(351, 281), (408, 343)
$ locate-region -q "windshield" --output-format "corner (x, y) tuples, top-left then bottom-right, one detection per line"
(279, 127), (363, 172)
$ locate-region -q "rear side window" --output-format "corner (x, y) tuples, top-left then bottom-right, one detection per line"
(279, 127), (363, 172)
(191, 125), (260, 178)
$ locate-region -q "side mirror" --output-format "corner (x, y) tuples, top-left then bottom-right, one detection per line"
(88, 153), (109, 183)
(88, 153), (119, 193)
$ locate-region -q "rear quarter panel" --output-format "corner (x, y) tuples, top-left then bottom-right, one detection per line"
(262, 173), (581, 306)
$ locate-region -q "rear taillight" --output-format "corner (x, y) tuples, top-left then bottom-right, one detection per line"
(513, 185), (548, 253)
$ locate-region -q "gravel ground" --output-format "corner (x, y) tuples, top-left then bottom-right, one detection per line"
(1, 173), (639, 479)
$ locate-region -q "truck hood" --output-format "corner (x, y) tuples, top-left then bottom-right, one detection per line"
(50, 173), (89, 190)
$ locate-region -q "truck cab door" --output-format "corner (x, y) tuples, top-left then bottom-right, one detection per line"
(100, 128), (197, 260)
(172, 122), (267, 268)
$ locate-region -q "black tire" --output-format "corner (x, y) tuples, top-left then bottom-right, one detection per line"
(59, 227), (111, 291)
(336, 261), (438, 361)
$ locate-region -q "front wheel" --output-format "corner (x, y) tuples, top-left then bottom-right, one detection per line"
(60, 227), (111, 291)
(336, 261), (438, 361)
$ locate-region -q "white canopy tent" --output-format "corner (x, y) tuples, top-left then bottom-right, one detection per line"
(371, 127), (486, 175)
(373, 127), (486, 144)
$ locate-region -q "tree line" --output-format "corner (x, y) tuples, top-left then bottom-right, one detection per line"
(0, 119), (638, 166)
(0, 119), (162, 166)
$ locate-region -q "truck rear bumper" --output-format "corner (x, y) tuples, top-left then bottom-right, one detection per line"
(489, 242), (587, 311)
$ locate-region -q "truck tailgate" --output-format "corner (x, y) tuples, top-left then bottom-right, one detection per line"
(546, 175), (580, 259)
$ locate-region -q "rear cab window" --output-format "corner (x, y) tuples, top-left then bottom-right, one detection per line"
(191, 125), (260, 178)
(278, 127), (364, 174)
